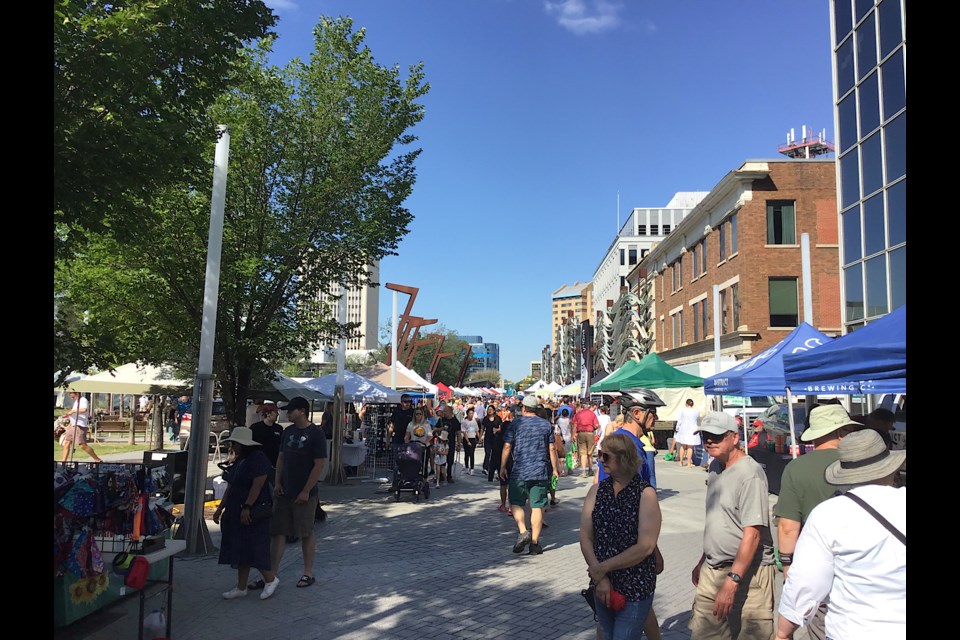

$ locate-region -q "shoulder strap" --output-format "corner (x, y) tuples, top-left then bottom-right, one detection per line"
(840, 491), (906, 545)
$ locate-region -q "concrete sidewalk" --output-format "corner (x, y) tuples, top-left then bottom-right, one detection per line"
(56, 452), (799, 640)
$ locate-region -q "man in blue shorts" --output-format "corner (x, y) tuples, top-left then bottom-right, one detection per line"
(500, 395), (560, 555)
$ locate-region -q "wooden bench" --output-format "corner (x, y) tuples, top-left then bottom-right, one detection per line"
(93, 420), (150, 442)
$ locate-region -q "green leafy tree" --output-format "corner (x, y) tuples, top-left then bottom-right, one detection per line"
(54, 0), (276, 259)
(54, 18), (429, 425)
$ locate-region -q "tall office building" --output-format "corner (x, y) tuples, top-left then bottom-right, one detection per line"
(457, 335), (500, 377)
(591, 192), (708, 313)
(551, 281), (592, 349)
(309, 262), (380, 364)
(831, 0), (905, 329)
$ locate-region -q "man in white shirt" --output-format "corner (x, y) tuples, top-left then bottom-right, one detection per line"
(61, 391), (103, 462)
(776, 430), (906, 640)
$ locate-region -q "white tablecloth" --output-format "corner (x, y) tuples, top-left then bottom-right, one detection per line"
(341, 442), (367, 467)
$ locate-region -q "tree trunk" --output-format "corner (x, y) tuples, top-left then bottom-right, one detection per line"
(221, 358), (254, 429)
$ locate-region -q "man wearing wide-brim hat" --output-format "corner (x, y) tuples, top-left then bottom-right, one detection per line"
(776, 404), (860, 640)
(776, 430), (906, 639)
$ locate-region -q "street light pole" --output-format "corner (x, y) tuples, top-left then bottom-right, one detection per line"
(182, 125), (230, 554)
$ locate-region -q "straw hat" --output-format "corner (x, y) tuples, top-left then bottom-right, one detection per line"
(824, 429), (905, 485)
(222, 426), (261, 448)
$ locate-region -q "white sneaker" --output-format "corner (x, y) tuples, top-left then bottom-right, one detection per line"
(260, 577), (280, 600)
(222, 587), (247, 599)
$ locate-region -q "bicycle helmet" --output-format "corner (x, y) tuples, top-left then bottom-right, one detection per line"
(617, 388), (666, 411)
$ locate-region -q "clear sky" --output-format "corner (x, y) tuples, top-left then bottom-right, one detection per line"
(263, 0), (835, 382)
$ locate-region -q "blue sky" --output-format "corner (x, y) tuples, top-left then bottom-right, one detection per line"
(263, 0), (835, 381)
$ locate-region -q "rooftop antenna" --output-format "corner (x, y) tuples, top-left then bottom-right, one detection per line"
(779, 125), (835, 159)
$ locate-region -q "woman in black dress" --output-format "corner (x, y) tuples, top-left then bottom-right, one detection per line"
(213, 427), (279, 600)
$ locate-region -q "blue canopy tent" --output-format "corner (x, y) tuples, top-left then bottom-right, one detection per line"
(704, 323), (832, 396)
(783, 305), (906, 395)
(704, 323), (831, 457)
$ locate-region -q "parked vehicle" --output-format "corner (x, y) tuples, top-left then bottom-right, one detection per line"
(721, 396), (777, 426)
(179, 398), (231, 451)
(753, 403), (808, 438)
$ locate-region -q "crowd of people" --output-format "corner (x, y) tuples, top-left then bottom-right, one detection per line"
(205, 389), (904, 639)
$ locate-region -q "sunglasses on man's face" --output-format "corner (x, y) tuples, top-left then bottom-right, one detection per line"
(702, 431), (733, 443)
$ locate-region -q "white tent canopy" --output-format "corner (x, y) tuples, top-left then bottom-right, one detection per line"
(301, 371), (404, 403)
(60, 363), (191, 395)
(545, 381), (562, 391)
(269, 371), (332, 402)
(556, 381), (581, 396)
(523, 379), (548, 393)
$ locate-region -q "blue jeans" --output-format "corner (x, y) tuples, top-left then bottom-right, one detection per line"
(597, 594), (654, 640)
(643, 450), (657, 488)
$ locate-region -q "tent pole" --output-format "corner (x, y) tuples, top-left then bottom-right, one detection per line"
(786, 388), (798, 460)
(742, 396), (748, 452)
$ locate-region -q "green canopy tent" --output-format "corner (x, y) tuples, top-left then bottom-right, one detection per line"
(589, 359), (644, 393)
(605, 353), (705, 389)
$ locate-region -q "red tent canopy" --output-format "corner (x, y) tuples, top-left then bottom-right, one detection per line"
(435, 382), (452, 399)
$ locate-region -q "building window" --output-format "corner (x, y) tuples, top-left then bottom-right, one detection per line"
(720, 288), (728, 334)
(678, 255), (683, 287)
(628, 247), (637, 265)
(651, 225), (659, 235)
(671, 314), (678, 348)
(638, 225), (647, 235)
(701, 298), (709, 339)
(766, 201), (797, 244)
(661, 317), (666, 349)
(620, 276), (627, 289)
(701, 239), (708, 274)
(731, 213), (739, 254)
(693, 302), (701, 342)
(663, 224), (671, 234)
(691, 246), (698, 280)
(719, 223), (727, 261)
(769, 277), (799, 327)
(679, 309), (684, 344)
(732, 283), (740, 329)
(619, 249), (625, 266)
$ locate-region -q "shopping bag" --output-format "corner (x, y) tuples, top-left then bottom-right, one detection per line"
(565, 452), (574, 471)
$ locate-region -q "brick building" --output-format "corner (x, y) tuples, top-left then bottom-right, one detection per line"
(631, 159), (840, 367)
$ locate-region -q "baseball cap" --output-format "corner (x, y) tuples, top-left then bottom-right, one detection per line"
(280, 397), (310, 413)
(521, 395), (539, 409)
(695, 411), (738, 436)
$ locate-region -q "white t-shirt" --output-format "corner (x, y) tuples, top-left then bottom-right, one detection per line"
(70, 397), (89, 429)
(556, 417), (572, 442)
(778, 485), (906, 639)
(461, 419), (479, 438)
(405, 421), (432, 444)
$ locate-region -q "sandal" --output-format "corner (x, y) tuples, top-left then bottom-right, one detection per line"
(247, 579), (266, 590)
(296, 575), (316, 588)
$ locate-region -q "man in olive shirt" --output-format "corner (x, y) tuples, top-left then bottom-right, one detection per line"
(776, 404), (856, 640)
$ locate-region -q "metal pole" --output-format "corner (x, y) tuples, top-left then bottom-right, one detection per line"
(801, 233), (813, 325)
(391, 290), (398, 389)
(182, 125), (230, 554)
(712, 285), (722, 412)
(329, 284), (347, 485)
(786, 388), (799, 460)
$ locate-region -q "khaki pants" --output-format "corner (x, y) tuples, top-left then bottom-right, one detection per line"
(689, 563), (775, 640)
(576, 431), (595, 471)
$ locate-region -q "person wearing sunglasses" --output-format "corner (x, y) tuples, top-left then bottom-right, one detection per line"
(689, 412), (776, 640)
(387, 395), (415, 484)
(594, 388), (666, 640)
(580, 433), (662, 639)
(405, 408), (434, 477)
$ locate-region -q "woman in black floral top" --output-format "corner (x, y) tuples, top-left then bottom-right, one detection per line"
(579, 433), (662, 639)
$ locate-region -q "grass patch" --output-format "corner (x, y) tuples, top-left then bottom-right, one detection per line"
(52, 441), (166, 460)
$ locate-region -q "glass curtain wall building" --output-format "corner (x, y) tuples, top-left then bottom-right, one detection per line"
(833, 0), (905, 330)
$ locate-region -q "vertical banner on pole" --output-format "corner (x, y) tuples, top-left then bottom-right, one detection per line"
(579, 320), (593, 400)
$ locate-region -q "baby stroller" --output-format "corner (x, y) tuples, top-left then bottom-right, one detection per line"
(393, 441), (430, 502)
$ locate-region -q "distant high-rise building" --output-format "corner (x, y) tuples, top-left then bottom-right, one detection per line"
(309, 262), (380, 364)
(530, 361), (542, 378)
(551, 281), (592, 349)
(830, 0), (905, 329)
(457, 335), (500, 378)
(591, 192), (708, 313)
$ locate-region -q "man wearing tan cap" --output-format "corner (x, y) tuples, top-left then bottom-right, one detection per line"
(776, 404), (859, 640)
